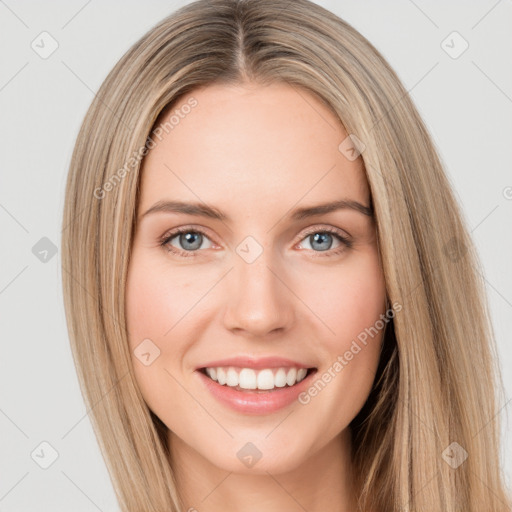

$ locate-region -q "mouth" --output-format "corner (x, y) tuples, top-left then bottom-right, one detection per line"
(198, 366), (318, 393)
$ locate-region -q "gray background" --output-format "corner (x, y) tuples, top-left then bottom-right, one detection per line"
(1, 0), (511, 510)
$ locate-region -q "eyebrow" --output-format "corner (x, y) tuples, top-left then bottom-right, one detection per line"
(140, 198), (373, 222)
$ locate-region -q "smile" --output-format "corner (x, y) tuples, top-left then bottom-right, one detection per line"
(200, 366), (313, 391)
(196, 366), (318, 414)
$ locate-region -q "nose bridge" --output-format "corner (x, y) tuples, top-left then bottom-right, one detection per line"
(223, 237), (294, 336)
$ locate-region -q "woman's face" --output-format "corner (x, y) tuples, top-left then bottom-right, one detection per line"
(126, 81), (387, 474)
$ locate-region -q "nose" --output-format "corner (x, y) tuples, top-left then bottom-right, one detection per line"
(222, 248), (295, 338)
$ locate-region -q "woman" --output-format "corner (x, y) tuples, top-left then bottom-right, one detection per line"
(61, 0), (511, 510)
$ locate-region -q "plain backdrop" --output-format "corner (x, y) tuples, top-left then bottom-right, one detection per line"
(1, 0), (511, 510)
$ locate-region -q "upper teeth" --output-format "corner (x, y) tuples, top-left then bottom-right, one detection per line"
(205, 367), (308, 390)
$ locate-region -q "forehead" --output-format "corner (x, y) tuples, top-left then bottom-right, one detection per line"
(138, 82), (369, 212)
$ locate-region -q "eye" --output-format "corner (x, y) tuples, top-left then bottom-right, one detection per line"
(295, 226), (352, 257)
(159, 225), (352, 258)
(159, 226), (214, 257)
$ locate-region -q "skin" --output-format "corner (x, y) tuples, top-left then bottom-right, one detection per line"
(125, 81), (387, 511)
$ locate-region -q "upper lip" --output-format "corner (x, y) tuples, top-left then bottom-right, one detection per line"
(197, 356), (316, 370)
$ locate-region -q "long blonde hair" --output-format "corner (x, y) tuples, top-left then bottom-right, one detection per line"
(61, 0), (511, 510)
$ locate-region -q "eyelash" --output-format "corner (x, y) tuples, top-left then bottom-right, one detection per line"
(158, 225), (353, 259)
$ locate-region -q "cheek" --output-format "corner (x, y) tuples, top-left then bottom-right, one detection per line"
(294, 251), (386, 421)
(126, 276), (169, 346)
(125, 254), (190, 406)
(125, 253), (195, 348)
(302, 250), (386, 350)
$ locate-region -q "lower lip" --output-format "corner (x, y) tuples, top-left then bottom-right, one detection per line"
(196, 369), (317, 415)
